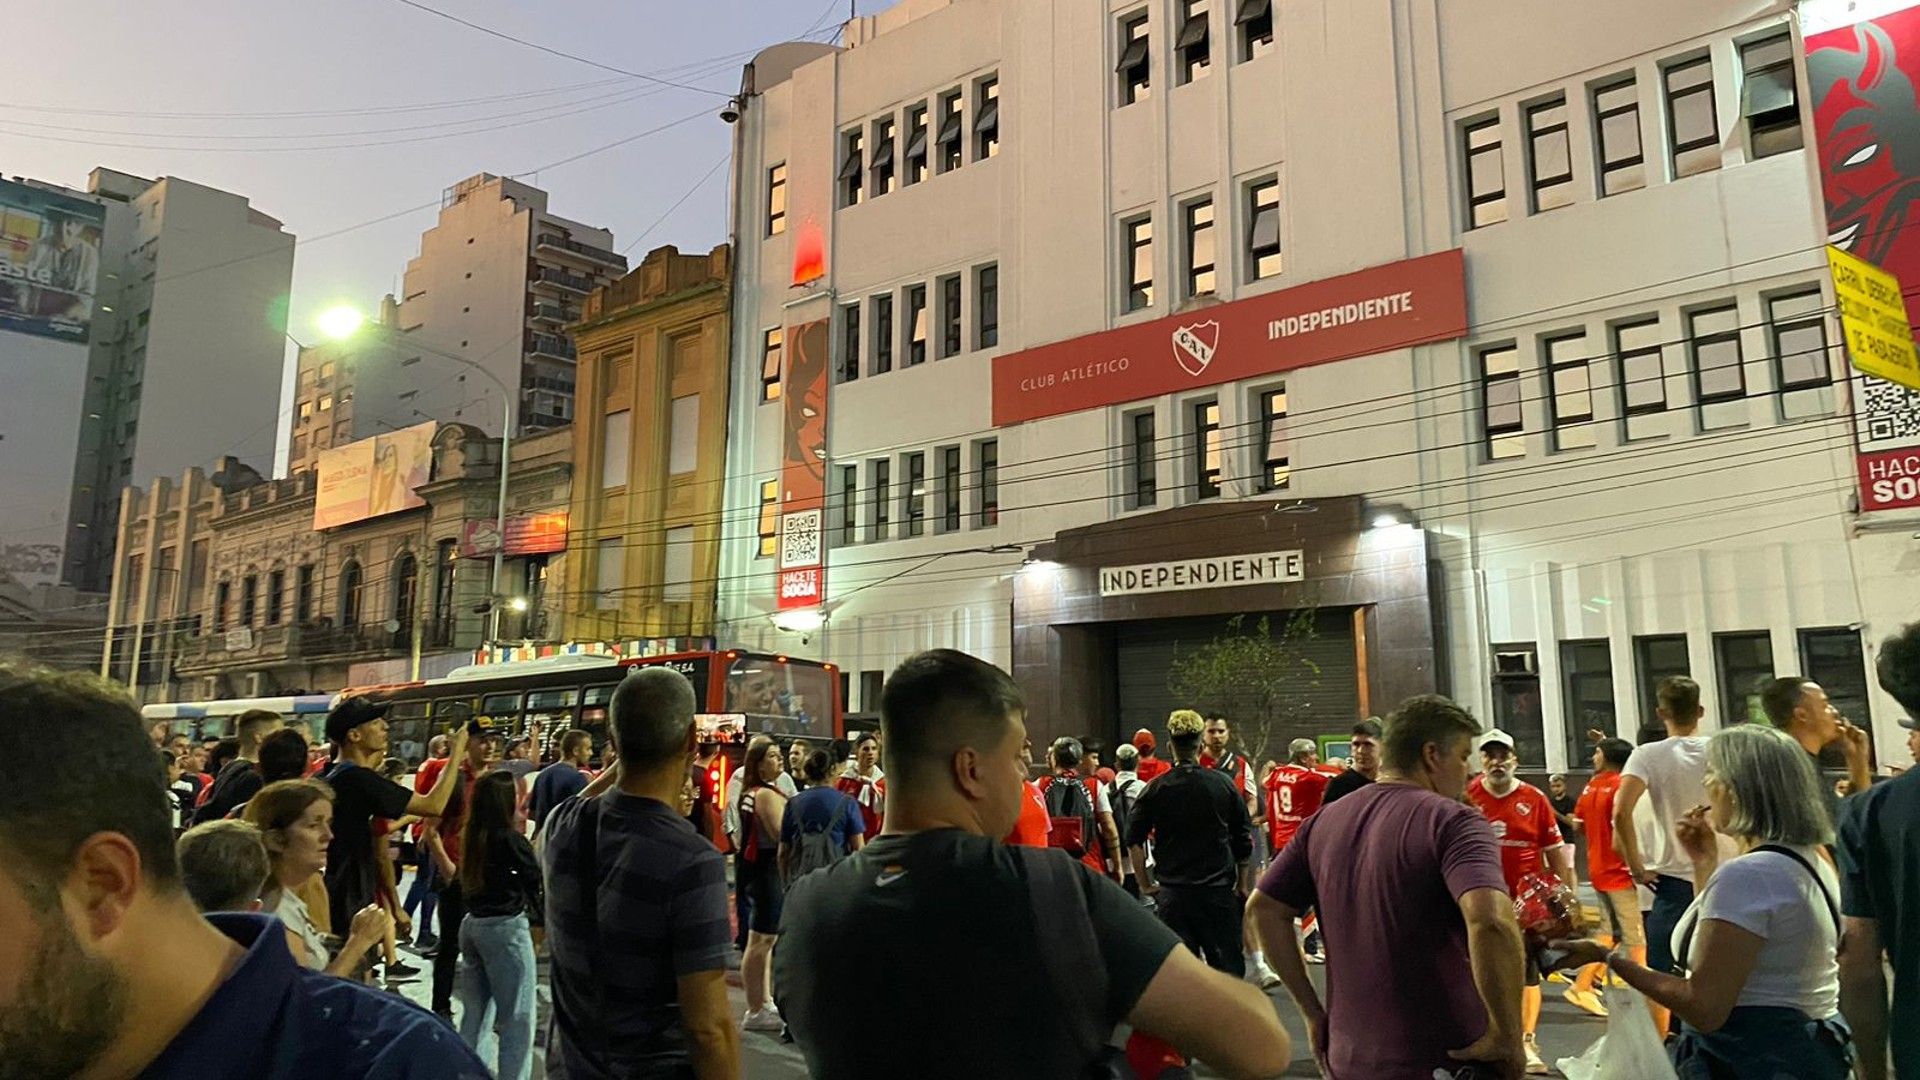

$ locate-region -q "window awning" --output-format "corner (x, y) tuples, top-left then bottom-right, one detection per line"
(1116, 36), (1150, 74)
(1741, 66), (1797, 117)
(837, 150), (863, 180)
(937, 112), (964, 144)
(1176, 14), (1209, 50)
(976, 99), (999, 133)
(1235, 0), (1272, 25)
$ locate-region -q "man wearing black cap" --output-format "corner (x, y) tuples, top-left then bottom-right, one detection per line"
(322, 696), (469, 934)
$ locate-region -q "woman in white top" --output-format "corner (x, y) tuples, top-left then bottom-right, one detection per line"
(1553, 723), (1853, 1079)
(244, 778), (391, 978)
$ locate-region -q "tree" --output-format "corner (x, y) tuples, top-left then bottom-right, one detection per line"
(1165, 610), (1321, 764)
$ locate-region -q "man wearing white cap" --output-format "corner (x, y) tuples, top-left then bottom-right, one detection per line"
(1466, 728), (1576, 1076)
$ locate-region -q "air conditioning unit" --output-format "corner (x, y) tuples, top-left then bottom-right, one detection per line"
(1493, 649), (1538, 676)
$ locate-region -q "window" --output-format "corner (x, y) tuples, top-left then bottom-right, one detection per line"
(1665, 56), (1720, 178)
(1491, 646), (1546, 769)
(1259, 387), (1290, 490)
(839, 302), (861, 383)
(1526, 96), (1574, 212)
(940, 446), (963, 532)
(1634, 635), (1691, 736)
(838, 465), (860, 546)
(296, 564), (315, 624)
(1118, 12), (1151, 106)
(602, 409), (631, 489)
(1246, 177), (1282, 280)
(1464, 116), (1507, 228)
(976, 263), (999, 348)
(1184, 198), (1216, 297)
(1237, 0), (1273, 61)
(1801, 629), (1872, 751)
(977, 439), (1000, 526)
(1561, 640), (1616, 765)
(1546, 333), (1596, 450)
(870, 459), (892, 541)
(873, 294), (895, 373)
(1129, 410), (1158, 507)
(298, 401), (312, 423)
(1481, 344), (1525, 459)
(431, 542), (454, 634)
(904, 452), (927, 537)
(1688, 304), (1744, 405)
(939, 273), (963, 358)
(318, 393), (333, 412)
(904, 105), (930, 185)
(975, 76), (1000, 159)
(1715, 631), (1775, 725)
(1769, 290), (1830, 391)
(757, 479), (779, 558)
(319, 361), (335, 382)
(662, 528), (693, 604)
(937, 89), (965, 172)
(266, 569), (285, 626)
(1177, 0), (1211, 84)
(595, 539), (623, 609)
(668, 395), (700, 475)
(1742, 32), (1802, 158)
(871, 117), (897, 197)
(1193, 399), (1222, 499)
(761, 327), (785, 402)
(905, 284), (928, 366)
(391, 553), (418, 636)
(840, 128), (865, 206)
(1617, 318), (1667, 417)
(1124, 216), (1154, 311)
(339, 561), (363, 627)
(237, 575), (257, 627)
(214, 581), (230, 633)
(767, 163), (788, 236)
(1594, 77), (1645, 196)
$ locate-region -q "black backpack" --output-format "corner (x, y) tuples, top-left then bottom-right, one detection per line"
(1043, 775), (1098, 859)
(1107, 776), (1143, 857)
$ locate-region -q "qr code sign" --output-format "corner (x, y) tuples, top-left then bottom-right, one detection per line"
(780, 509), (822, 570)
(1857, 375), (1920, 447)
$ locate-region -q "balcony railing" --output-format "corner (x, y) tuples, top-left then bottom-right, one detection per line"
(171, 622), (400, 670)
(529, 302), (574, 326)
(535, 232), (627, 270)
(528, 332), (576, 362)
(532, 268), (594, 295)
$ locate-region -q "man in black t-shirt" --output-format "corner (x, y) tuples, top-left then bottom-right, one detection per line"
(1127, 709), (1253, 978)
(775, 649), (1290, 1079)
(1322, 717), (1384, 806)
(322, 697), (468, 931)
(191, 709), (282, 826)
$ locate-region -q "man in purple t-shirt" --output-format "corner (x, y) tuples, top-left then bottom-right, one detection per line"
(1249, 695), (1526, 1079)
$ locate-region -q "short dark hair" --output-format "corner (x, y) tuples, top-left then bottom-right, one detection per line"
(880, 649), (1025, 788)
(234, 709), (281, 748)
(802, 748), (836, 784)
(1657, 676), (1701, 719)
(609, 667), (696, 770)
(256, 728), (310, 783)
(206, 736), (241, 777)
(0, 662), (179, 896)
(176, 820), (269, 913)
(1760, 677), (1814, 726)
(1351, 717), (1384, 740)
(1381, 694), (1482, 773)
(853, 732), (879, 750)
(1050, 737), (1085, 771)
(1597, 737), (1633, 769)
(1879, 621), (1920, 721)
(558, 729), (592, 760)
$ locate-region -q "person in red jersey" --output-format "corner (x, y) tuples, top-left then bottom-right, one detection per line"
(1004, 736), (1051, 848)
(1133, 728), (1170, 783)
(1466, 728), (1579, 1075)
(1265, 739), (1333, 967)
(834, 732), (886, 841)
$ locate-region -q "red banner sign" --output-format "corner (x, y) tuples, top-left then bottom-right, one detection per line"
(459, 511), (568, 559)
(991, 250), (1468, 426)
(778, 319), (830, 610)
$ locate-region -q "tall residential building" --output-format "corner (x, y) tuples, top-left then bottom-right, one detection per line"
(0, 167), (294, 594)
(391, 174), (627, 438)
(716, 0), (1918, 768)
(285, 295), (408, 475)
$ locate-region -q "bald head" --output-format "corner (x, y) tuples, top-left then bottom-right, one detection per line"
(610, 667), (697, 770)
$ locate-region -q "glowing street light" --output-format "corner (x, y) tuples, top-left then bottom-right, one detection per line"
(315, 304), (366, 343)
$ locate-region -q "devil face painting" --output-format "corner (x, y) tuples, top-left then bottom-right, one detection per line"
(1810, 15), (1920, 286)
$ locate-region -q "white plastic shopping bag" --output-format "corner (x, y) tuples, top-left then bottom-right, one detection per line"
(1556, 982), (1678, 1080)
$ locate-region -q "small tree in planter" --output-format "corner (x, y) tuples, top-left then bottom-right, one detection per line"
(1166, 610), (1321, 765)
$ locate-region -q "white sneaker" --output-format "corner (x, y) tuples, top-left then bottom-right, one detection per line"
(1248, 957), (1283, 990)
(742, 1006), (783, 1032)
(1523, 1034), (1549, 1075)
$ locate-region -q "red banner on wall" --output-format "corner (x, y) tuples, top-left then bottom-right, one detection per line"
(459, 512), (568, 559)
(777, 319), (830, 610)
(991, 250), (1468, 426)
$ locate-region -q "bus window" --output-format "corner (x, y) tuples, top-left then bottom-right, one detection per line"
(578, 685), (616, 761)
(388, 703), (431, 769)
(477, 692), (522, 735)
(725, 657), (834, 739)
(432, 698), (476, 733)
(526, 688), (578, 760)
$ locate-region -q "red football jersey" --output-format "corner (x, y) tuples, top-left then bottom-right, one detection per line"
(1264, 764), (1331, 851)
(1466, 775), (1565, 894)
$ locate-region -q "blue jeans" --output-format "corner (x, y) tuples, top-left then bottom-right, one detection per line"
(457, 912), (536, 1080)
(403, 845), (438, 940)
(1645, 874), (1694, 975)
(1671, 1007), (1853, 1080)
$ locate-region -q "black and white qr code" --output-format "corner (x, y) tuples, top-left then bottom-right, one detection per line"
(1858, 376), (1920, 446)
(780, 509), (822, 568)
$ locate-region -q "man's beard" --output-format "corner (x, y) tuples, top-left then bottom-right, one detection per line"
(1484, 768), (1516, 792)
(0, 905), (128, 1080)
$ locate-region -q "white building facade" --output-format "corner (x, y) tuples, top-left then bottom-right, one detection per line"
(715, 0), (1920, 768)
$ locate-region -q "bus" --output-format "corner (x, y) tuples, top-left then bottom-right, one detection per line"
(141, 695), (336, 747)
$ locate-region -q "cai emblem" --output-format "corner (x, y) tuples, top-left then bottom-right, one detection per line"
(1171, 320), (1220, 377)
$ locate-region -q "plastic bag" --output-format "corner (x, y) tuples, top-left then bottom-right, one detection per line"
(1557, 982), (1678, 1080)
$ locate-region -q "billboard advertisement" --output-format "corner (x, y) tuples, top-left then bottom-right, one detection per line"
(458, 512), (569, 558)
(777, 318), (830, 610)
(1808, 10), (1920, 511)
(312, 421), (437, 529)
(0, 179), (106, 344)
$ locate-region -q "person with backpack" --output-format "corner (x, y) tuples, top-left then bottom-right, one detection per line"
(734, 735), (790, 1033)
(1111, 743), (1147, 895)
(780, 748), (868, 885)
(1037, 736), (1123, 881)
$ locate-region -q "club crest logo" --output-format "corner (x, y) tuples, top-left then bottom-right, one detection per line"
(1171, 320), (1220, 377)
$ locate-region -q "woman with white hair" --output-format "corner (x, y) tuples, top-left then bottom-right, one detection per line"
(1551, 723), (1853, 1078)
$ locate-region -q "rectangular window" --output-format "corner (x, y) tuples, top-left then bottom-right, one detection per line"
(1769, 290), (1830, 391)
(757, 479), (779, 558)
(1688, 304), (1744, 404)
(1177, 0), (1211, 84)
(296, 564), (315, 624)
(939, 273), (963, 358)
(266, 569), (284, 626)
(1561, 640), (1617, 765)
(975, 75), (1000, 159)
(870, 459), (892, 541)
(1742, 32), (1802, 158)
(318, 393), (333, 412)
(1491, 646), (1546, 769)
(905, 284), (928, 366)
(214, 581), (230, 632)
(1801, 629), (1872, 748)
(904, 452), (927, 537)
(1665, 55), (1720, 178)
(1594, 77), (1646, 196)
(1526, 96), (1574, 212)
(1246, 177), (1282, 280)
(871, 117), (897, 197)
(761, 327), (785, 402)
(1481, 344), (1525, 460)
(941, 446), (963, 532)
(602, 409), (631, 489)
(840, 128), (865, 207)
(1192, 399), (1222, 499)
(1184, 198), (1216, 298)
(1124, 215), (1155, 311)
(1617, 318), (1667, 417)
(977, 439), (1000, 527)
(1546, 333), (1596, 450)
(1633, 635), (1691, 735)
(839, 302), (861, 383)
(1715, 631), (1775, 725)
(1236, 0), (1273, 61)
(241, 575), (258, 628)
(1464, 116), (1508, 228)
(595, 538), (623, 609)
(662, 527), (694, 604)
(767, 162), (788, 236)
(1118, 12), (1151, 106)
(976, 263), (999, 349)
(668, 395), (700, 475)
(431, 542), (454, 633)
(873, 294), (894, 374)
(298, 401), (312, 423)
(1129, 411), (1158, 507)
(937, 89), (965, 172)
(838, 465), (860, 546)
(904, 104), (930, 186)
(1259, 387), (1290, 490)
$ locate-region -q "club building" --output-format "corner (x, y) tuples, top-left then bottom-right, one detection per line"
(711, 0), (1920, 769)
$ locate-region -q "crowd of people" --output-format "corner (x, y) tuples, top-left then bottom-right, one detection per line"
(2, 616), (1918, 1079)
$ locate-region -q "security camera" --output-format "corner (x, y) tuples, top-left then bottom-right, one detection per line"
(720, 98), (741, 124)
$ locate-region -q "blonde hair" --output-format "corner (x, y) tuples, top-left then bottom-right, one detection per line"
(1167, 709), (1205, 737)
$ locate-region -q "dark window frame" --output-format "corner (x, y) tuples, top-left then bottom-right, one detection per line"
(873, 293), (895, 374)
(1176, 0), (1211, 85)
(905, 284), (929, 366)
(1124, 215), (1155, 311)
(937, 89), (965, 173)
(1768, 289), (1831, 392)
(1247, 177), (1282, 280)
(870, 459), (892, 541)
(1617, 318), (1668, 417)
(870, 116), (898, 197)
(1183, 197), (1216, 298)
(1118, 12), (1152, 107)
(1545, 332), (1595, 441)
(1593, 76), (1646, 196)
(1236, 0), (1274, 61)
(977, 439), (1000, 527)
(1192, 399), (1222, 499)
(1714, 631), (1776, 726)
(266, 569), (285, 627)
(1526, 96), (1574, 212)
(296, 563), (316, 624)
(766, 162), (788, 236)
(1687, 304), (1745, 406)
(1481, 344), (1525, 459)
(760, 326), (784, 403)
(1664, 55), (1721, 178)
(941, 446), (963, 532)
(976, 263), (1000, 349)
(939, 273), (963, 358)
(1633, 635), (1691, 735)
(1741, 32), (1803, 159)
(757, 478), (779, 558)
(1800, 627), (1873, 745)
(840, 128), (865, 207)
(839, 302), (861, 384)
(903, 104), (930, 185)
(240, 574), (258, 628)
(1560, 639), (1617, 768)
(1130, 411), (1158, 507)
(1259, 387), (1290, 491)
(975, 75), (1000, 159)
(838, 464), (859, 546)
(904, 452), (927, 537)
(1464, 115), (1507, 229)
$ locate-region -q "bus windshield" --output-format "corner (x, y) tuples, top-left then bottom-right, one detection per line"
(724, 656), (834, 740)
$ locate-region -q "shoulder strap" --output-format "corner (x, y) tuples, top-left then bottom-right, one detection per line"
(1017, 848), (1115, 1067)
(1753, 844), (1841, 936)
